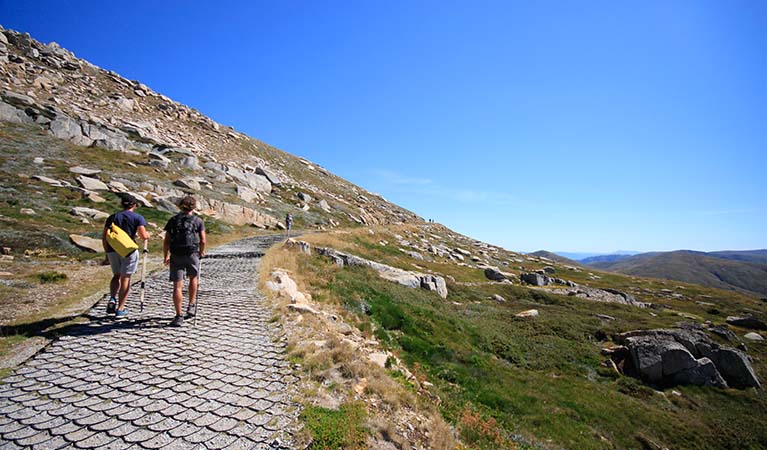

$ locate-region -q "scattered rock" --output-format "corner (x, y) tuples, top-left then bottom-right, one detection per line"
(69, 166), (102, 176)
(76, 175), (109, 191)
(726, 316), (767, 331)
(317, 247), (448, 298)
(492, 294), (506, 303)
(20, 208), (36, 215)
(520, 272), (547, 286)
(318, 199), (331, 212)
(515, 309), (539, 318)
(255, 166), (282, 186)
(33, 157), (44, 164)
(173, 178), (201, 191)
(297, 192), (312, 203)
(69, 234), (102, 252)
(369, 353), (389, 368)
(744, 332), (764, 341)
(70, 207), (109, 220)
(484, 267), (511, 282)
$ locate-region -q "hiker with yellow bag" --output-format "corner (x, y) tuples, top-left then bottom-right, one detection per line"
(102, 194), (150, 318)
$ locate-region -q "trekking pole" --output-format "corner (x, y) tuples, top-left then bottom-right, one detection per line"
(139, 239), (148, 312)
(194, 257), (202, 327)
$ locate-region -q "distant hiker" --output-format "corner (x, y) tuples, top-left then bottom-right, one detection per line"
(163, 196), (206, 327)
(102, 194), (149, 318)
(285, 213), (293, 239)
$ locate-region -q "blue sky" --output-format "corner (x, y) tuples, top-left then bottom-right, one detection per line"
(2, 1), (765, 253)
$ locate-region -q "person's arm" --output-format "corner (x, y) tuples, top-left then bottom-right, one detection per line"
(199, 229), (206, 257)
(137, 225), (150, 241)
(163, 232), (171, 265)
(102, 224), (110, 253)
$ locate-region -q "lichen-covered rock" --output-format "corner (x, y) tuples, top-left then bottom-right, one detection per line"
(615, 328), (760, 389)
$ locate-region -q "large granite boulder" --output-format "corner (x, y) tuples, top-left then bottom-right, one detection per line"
(520, 272), (549, 286)
(614, 328), (760, 389)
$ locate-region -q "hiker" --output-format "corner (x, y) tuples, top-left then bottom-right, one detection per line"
(102, 194), (149, 318)
(285, 213), (293, 239)
(163, 196), (206, 327)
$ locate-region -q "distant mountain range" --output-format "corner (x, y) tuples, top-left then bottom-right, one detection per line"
(577, 249), (767, 297)
(555, 251), (639, 261)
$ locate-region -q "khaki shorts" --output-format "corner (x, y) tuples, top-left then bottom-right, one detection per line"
(169, 253), (200, 282)
(107, 251), (139, 275)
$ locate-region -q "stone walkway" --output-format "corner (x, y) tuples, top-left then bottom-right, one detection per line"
(0, 235), (300, 449)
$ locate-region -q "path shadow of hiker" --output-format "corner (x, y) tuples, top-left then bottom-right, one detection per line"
(1, 315), (170, 342)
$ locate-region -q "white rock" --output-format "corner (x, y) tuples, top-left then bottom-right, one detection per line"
(33, 157), (44, 164)
(515, 309), (539, 318)
(76, 175), (109, 191)
(69, 166), (101, 176)
(20, 208), (36, 215)
(369, 353), (389, 368)
(69, 234), (102, 252)
(745, 332), (764, 341)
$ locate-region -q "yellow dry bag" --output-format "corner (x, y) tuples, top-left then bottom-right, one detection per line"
(106, 223), (139, 257)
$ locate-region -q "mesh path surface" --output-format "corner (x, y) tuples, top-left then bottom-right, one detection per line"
(0, 235), (300, 449)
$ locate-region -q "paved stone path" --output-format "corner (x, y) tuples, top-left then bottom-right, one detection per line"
(0, 235), (300, 449)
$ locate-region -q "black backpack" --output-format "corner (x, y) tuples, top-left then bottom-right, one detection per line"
(169, 214), (200, 255)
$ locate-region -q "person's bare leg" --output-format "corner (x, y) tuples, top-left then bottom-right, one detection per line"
(188, 276), (198, 307)
(173, 280), (184, 316)
(110, 274), (119, 298)
(117, 275), (131, 310)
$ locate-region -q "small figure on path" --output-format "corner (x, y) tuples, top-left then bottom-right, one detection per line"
(163, 196), (206, 327)
(285, 213), (293, 239)
(102, 194), (149, 318)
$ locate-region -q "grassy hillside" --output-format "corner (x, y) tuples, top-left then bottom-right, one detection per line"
(264, 226), (767, 450)
(587, 250), (767, 297)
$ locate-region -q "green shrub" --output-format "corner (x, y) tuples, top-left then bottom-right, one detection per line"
(301, 402), (367, 449)
(35, 271), (68, 283)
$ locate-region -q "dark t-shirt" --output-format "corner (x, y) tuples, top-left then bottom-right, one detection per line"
(164, 213), (205, 255)
(104, 210), (147, 253)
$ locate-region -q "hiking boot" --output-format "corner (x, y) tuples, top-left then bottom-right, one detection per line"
(169, 315), (184, 327)
(186, 303), (196, 318)
(115, 308), (129, 319)
(106, 298), (117, 314)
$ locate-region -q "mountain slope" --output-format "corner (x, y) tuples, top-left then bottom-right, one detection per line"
(528, 250), (581, 266)
(587, 250), (767, 297)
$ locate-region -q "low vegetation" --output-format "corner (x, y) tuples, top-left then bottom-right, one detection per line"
(264, 226), (767, 449)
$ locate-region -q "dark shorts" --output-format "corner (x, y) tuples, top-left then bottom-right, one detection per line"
(169, 253), (200, 282)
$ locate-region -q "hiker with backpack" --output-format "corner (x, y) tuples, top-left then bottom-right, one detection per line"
(285, 213), (292, 239)
(163, 196), (206, 327)
(102, 194), (150, 318)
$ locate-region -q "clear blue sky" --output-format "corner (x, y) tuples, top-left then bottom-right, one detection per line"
(3, 1), (765, 253)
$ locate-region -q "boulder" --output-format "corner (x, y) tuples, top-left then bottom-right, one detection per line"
(179, 156), (201, 170)
(484, 267), (509, 282)
(726, 316), (767, 331)
(256, 166), (282, 186)
(492, 294), (506, 303)
(542, 266), (556, 274)
(173, 178), (201, 191)
(317, 247), (448, 298)
(76, 175), (109, 191)
(615, 328), (760, 389)
(745, 332), (764, 341)
(318, 199), (331, 212)
(69, 166), (101, 176)
(70, 207), (109, 220)
(515, 309), (539, 318)
(69, 234), (102, 253)
(297, 192), (312, 203)
(520, 272), (548, 286)
(236, 185), (260, 203)
(0, 101), (32, 124)
(49, 117), (84, 141)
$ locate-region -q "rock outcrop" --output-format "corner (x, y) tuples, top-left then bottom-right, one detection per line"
(317, 247), (448, 299)
(613, 328), (761, 389)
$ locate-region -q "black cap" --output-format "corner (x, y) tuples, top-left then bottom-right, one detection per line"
(121, 194), (138, 208)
